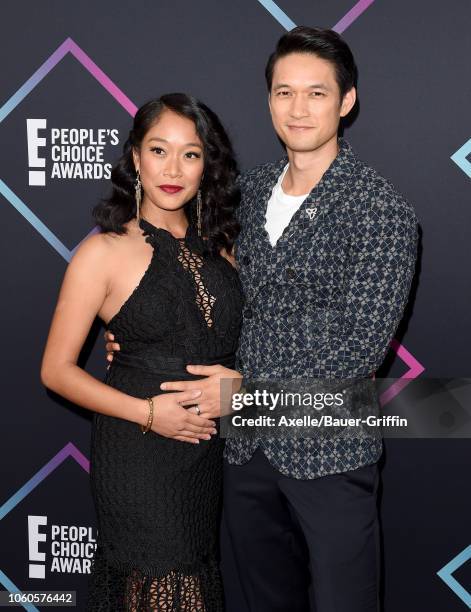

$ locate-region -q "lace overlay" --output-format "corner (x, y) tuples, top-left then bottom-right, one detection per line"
(87, 550), (223, 611)
(87, 218), (243, 611)
(177, 240), (216, 327)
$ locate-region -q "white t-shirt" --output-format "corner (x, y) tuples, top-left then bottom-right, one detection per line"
(264, 163), (309, 247)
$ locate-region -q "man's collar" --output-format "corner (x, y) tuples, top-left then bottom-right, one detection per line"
(272, 137), (358, 191)
(323, 137), (358, 186)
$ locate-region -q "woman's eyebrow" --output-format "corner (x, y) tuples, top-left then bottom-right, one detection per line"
(147, 137), (202, 148)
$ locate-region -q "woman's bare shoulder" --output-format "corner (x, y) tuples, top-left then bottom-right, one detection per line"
(71, 231), (114, 263)
(68, 229), (129, 280)
(73, 221), (139, 260)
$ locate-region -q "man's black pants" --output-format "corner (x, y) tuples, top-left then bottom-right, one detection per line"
(221, 449), (380, 612)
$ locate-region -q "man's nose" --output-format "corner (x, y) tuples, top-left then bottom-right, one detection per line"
(289, 94), (309, 119)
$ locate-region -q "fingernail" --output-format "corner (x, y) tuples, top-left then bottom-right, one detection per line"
(192, 390), (202, 397)
(195, 439), (200, 444)
(212, 429), (217, 435)
(204, 435), (211, 440)
(160, 383), (167, 390)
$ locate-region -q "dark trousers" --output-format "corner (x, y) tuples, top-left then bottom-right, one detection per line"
(221, 449), (380, 612)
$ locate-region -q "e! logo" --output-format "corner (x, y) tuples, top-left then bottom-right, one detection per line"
(26, 119), (47, 186)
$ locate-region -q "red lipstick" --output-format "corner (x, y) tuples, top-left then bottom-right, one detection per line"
(159, 184), (184, 194)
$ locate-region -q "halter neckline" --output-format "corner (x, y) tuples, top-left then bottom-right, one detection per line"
(138, 217), (191, 241)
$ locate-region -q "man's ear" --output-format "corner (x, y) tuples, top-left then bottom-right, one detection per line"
(340, 87), (357, 118)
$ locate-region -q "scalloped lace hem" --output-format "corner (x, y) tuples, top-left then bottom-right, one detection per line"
(86, 552), (224, 611)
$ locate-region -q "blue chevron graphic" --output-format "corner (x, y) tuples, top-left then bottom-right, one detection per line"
(437, 544), (471, 607)
(451, 138), (471, 179)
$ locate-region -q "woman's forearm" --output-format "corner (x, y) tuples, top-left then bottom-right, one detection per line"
(41, 362), (148, 427)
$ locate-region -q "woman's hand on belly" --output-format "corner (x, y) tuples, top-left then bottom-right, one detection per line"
(150, 390), (218, 444)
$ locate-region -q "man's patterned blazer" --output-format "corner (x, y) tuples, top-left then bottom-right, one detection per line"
(223, 138), (419, 479)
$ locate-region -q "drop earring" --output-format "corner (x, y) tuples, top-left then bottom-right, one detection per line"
(134, 169), (142, 221)
(197, 189), (202, 237)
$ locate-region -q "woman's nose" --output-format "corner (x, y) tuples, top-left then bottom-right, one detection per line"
(163, 157), (182, 178)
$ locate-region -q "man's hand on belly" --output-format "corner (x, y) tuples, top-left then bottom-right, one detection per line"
(161, 365), (243, 419)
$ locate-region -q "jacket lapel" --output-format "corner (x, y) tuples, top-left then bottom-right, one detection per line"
(250, 157), (287, 256)
(273, 138), (359, 251)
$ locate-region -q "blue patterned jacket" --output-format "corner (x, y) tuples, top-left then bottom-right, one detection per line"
(223, 138), (419, 479)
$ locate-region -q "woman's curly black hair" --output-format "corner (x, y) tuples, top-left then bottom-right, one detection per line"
(93, 93), (240, 256)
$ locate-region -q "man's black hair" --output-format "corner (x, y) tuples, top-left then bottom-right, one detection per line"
(265, 26), (358, 99)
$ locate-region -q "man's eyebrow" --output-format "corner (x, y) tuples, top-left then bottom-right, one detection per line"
(307, 83), (329, 90)
(147, 137), (202, 147)
(273, 83), (330, 90)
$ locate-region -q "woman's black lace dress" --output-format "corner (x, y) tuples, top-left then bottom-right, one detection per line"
(87, 218), (243, 611)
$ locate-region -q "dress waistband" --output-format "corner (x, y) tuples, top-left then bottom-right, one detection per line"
(112, 351), (236, 377)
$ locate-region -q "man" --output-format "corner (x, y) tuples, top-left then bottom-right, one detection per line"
(106, 27), (418, 612)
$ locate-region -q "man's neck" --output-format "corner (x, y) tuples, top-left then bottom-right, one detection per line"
(282, 135), (339, 196)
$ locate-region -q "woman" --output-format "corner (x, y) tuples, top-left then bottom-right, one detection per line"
(41, 93), (243, 611)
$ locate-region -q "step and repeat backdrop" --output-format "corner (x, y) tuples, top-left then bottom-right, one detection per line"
(1, 1), (470, 610)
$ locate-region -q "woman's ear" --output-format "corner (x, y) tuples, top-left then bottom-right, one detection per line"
(132, 147), (140, 173)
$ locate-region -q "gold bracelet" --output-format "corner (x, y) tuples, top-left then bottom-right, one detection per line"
(141, 397), (154, 434)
